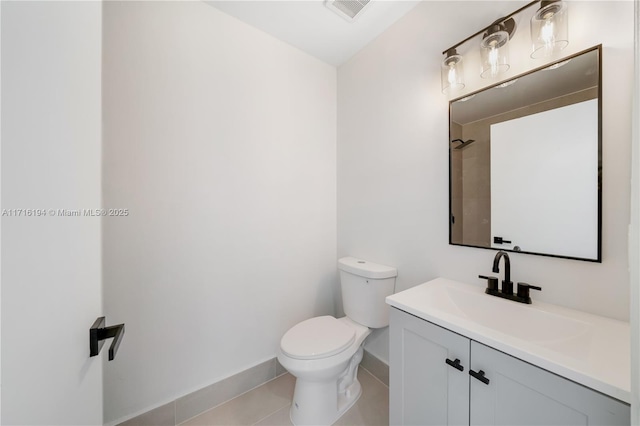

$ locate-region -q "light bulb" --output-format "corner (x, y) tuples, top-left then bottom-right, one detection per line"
(480, 29), (509, 79)
(541, 15), (555, 44)
(488, 43), (499, 77)
(447, 65), (457, 86)
(441, 50), (464, 94)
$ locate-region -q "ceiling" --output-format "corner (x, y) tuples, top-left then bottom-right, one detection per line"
(205, 0), (421, 66)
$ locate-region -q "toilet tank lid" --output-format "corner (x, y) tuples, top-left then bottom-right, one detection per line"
(338, 257), (397, 279)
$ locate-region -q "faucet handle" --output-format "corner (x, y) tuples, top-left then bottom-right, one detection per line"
(479, 275), (499, 291)
(517, 282), (541, 303)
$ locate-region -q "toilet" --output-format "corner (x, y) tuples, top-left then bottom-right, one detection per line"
(277, 257), (397, 425)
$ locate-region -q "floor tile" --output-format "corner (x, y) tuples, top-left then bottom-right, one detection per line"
(180, 374), (295, 426)
(254, 404), (293, 426)
(118, 402), (175, 426)
(176, 359), (276, 424)
(181, 365), (389, 426)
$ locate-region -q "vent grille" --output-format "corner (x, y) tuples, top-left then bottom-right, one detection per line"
(325, 0), (371, 22)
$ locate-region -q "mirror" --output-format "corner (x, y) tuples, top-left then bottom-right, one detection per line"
(449, 46), (601, 262)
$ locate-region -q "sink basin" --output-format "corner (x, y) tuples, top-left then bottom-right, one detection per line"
(422, 281), (593, 359)
(386, 277), (630, 403)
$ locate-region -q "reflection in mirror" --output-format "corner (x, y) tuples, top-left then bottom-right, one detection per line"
(449, 46), (601, 262)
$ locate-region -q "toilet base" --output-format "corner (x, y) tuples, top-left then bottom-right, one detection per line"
(289, 367), (363, 426)
(288, 346), (365, 426)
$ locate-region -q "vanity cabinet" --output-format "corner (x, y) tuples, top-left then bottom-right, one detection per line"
(389, 306), (470, 425)
(389, 307), (630, 426)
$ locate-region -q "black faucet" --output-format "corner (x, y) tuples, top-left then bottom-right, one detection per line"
(478, 251), (542, 304)
(492, 251), (512, 295)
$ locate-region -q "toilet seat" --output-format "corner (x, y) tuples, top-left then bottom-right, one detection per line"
(281, 316), (355, 360)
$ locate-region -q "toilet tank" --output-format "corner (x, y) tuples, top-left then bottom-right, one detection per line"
(338, 257), (397, 328)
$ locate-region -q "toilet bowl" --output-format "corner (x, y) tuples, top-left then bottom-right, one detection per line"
(277, 257), (397, 426)
(277, 316), (371, 425)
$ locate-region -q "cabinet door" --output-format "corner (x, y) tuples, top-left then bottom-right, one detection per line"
(389, 308), (470, 426)
(469, 341), (630, 426)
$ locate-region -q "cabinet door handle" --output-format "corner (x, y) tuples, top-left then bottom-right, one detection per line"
(469, 369), (490, 385)
(445, 358), (464, 372)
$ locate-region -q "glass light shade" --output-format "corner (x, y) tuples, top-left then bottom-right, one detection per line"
(480, 30), (510, 79)
(441, 53), (465, 94)
(530, 1), (568, 59)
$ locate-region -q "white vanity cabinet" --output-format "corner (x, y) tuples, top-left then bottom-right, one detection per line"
(389, 307), (470, 425)
(389, 307), (630, 426)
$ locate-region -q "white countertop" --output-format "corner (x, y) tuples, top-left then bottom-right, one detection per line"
(386, 277), (631, 404)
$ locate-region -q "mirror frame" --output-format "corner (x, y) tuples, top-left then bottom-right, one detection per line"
(448, 45), (602, 262)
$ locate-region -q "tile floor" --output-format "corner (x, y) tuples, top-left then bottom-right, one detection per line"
(179, 368), (389, 426)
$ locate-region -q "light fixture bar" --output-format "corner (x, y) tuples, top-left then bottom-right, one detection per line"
(441, 0), (540, 55)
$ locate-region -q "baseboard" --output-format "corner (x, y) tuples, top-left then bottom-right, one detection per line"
(361, 349), (389, 387)
(117, 350), (388, 426)
(117, 358), (279, 426)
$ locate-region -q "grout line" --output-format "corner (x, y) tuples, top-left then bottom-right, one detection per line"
(251, 404), (291, 426)
(172, 401), (177, 426)
(359, 366), (389, 389)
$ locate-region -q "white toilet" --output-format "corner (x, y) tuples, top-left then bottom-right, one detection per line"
(277, 257), (397, 425)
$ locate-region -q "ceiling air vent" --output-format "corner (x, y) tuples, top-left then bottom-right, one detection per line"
(325, 0), (372, 23)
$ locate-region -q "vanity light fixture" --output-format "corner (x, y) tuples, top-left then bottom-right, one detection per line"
(440, 0), (571, 96)
(480, 18), (516, 79)
(441, 48), (465, 94)
(530, 0), (569, 59)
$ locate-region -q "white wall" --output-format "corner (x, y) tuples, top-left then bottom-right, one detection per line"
(102, 2), (337, 422)
(337, 1), (635, 362)
(629, 1), (639, 423)
(1, 4), (4, 420)
(1, 2), (103, 424)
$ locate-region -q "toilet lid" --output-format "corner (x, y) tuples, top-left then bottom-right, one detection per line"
(281, 316), (356, 360)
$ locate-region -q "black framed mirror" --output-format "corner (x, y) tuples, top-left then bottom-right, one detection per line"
(449, 45), (602, 262)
